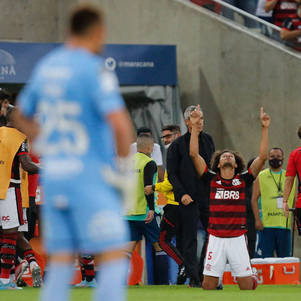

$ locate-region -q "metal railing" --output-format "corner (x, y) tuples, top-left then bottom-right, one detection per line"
(188, 0), (299, 51)
(213, 0), (279, 30)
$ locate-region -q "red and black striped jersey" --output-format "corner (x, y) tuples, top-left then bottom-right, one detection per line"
(10, 139), (29, 186)
(28, 153), (40, 197)
(282, 16), (301, 51)
(201, 167), (254, 237)
(268, 0), (298, 27)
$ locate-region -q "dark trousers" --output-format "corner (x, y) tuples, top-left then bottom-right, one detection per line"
(198, 208), (209, 282)
(24, 197), (39, 241)
(177, 201), (200, 282)
(159, 204), (184, 266)
(246, 217), (256, 259)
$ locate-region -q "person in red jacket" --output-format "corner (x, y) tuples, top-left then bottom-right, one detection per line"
(283, 125), (301, 230)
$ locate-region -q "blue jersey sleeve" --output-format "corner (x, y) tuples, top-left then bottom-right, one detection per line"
(18, 70), (40, 118)
(92, 65), (125, 116)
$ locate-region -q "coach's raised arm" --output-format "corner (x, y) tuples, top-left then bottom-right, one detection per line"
(189, 106), (207, 177)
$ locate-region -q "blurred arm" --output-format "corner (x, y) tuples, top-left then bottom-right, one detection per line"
(107, 109), (134, 158)
(280, 28), (301, 40)
(12, 108), (39, 142)
(264, 0), (278, 12)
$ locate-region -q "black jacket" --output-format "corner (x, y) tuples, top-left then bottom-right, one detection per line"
(167, 131), (215, 209)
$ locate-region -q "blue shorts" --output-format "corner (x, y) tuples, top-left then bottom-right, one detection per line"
(42, 180), (129, 254)
(262, 228), (291, 257)
(128, 218), (160, 244)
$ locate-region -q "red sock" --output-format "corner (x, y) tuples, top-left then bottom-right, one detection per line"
(80, 256), (95, 282)
(24, 249), (36, 267)
(0, 232), (3, 251)
(0, 233), (17, 280)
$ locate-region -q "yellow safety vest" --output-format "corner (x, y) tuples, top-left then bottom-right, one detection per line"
(0, 126), (26, 199)
(259, 168), (295, 228)
(126, 152), (157, 216)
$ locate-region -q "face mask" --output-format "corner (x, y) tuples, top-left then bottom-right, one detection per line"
(164, 143), (171, 150)
(269, 158), (283, 169)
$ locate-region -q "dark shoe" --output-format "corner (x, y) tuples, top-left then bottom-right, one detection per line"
(176, 265), (187, 285)
(16, 279), (28, 287)
(216, 283), (223, 290)
(188, 278), (202, 288)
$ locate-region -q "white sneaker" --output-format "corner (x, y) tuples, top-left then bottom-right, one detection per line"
(15, 260), (29, 286)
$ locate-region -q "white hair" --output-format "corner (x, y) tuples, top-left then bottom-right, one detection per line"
(183, 105), (203, 120)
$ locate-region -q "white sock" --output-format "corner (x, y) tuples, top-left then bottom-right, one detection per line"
(30, 261), (38, 271)
(9, 273), (15, 282)
(0, 278), (10, 284)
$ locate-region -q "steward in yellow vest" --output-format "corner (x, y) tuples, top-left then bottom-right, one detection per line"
(124, 134), (163, 253)
(258, 168), (295, 228)
(0, 105), (41, 287)
(252, 148), (296, 257)
(0, 126), (27, 199)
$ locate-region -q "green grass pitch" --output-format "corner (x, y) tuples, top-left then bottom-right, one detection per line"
(1, 285), (301, 301)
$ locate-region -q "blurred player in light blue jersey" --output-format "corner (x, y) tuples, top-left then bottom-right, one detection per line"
(13, 3), (134, 301)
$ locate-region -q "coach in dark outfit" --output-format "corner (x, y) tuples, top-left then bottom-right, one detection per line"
(167, 105), (215, 286)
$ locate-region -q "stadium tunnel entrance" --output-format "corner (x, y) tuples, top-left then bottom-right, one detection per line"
(0, 42), (185, 166)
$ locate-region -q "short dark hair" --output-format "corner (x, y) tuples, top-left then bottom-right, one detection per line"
(298, 126), (301, 139)
(137, 134), (154, 150)
(269, 147), (284, 156)
(137, 127), (152, 136)
(210, 149), (246, 174)
(247, 157), (256, 170)
(162, 125), (181, 134)
(0, 88), (11, 102)
(69, 4), (104, 35)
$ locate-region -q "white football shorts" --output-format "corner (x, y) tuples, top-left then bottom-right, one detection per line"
(203, 234), (252, 278)
(0, 187), (24, 230)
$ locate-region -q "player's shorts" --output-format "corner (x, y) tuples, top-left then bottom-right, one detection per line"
(42, 181), (129, 254)
(203, 234), (252, 278)
(0, 187), (24, 230)
(128, 217), (160, 244)
(18, 208), (28, 232)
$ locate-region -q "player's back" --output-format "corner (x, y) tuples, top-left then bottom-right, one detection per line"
(22, 46), (124, 188)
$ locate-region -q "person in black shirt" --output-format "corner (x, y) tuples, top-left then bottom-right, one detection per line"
(167, 105), (215, 286)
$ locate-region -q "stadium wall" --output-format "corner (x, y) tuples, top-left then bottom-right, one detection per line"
(0, 0), (301, 258)
(100, 0), (301, 158)
(0, 0), (299, 155)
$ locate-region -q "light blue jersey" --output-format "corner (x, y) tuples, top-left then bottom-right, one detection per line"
(18, 46), (128, 253)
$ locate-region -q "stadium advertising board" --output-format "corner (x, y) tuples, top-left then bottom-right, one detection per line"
(0, 42), (177, 85)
